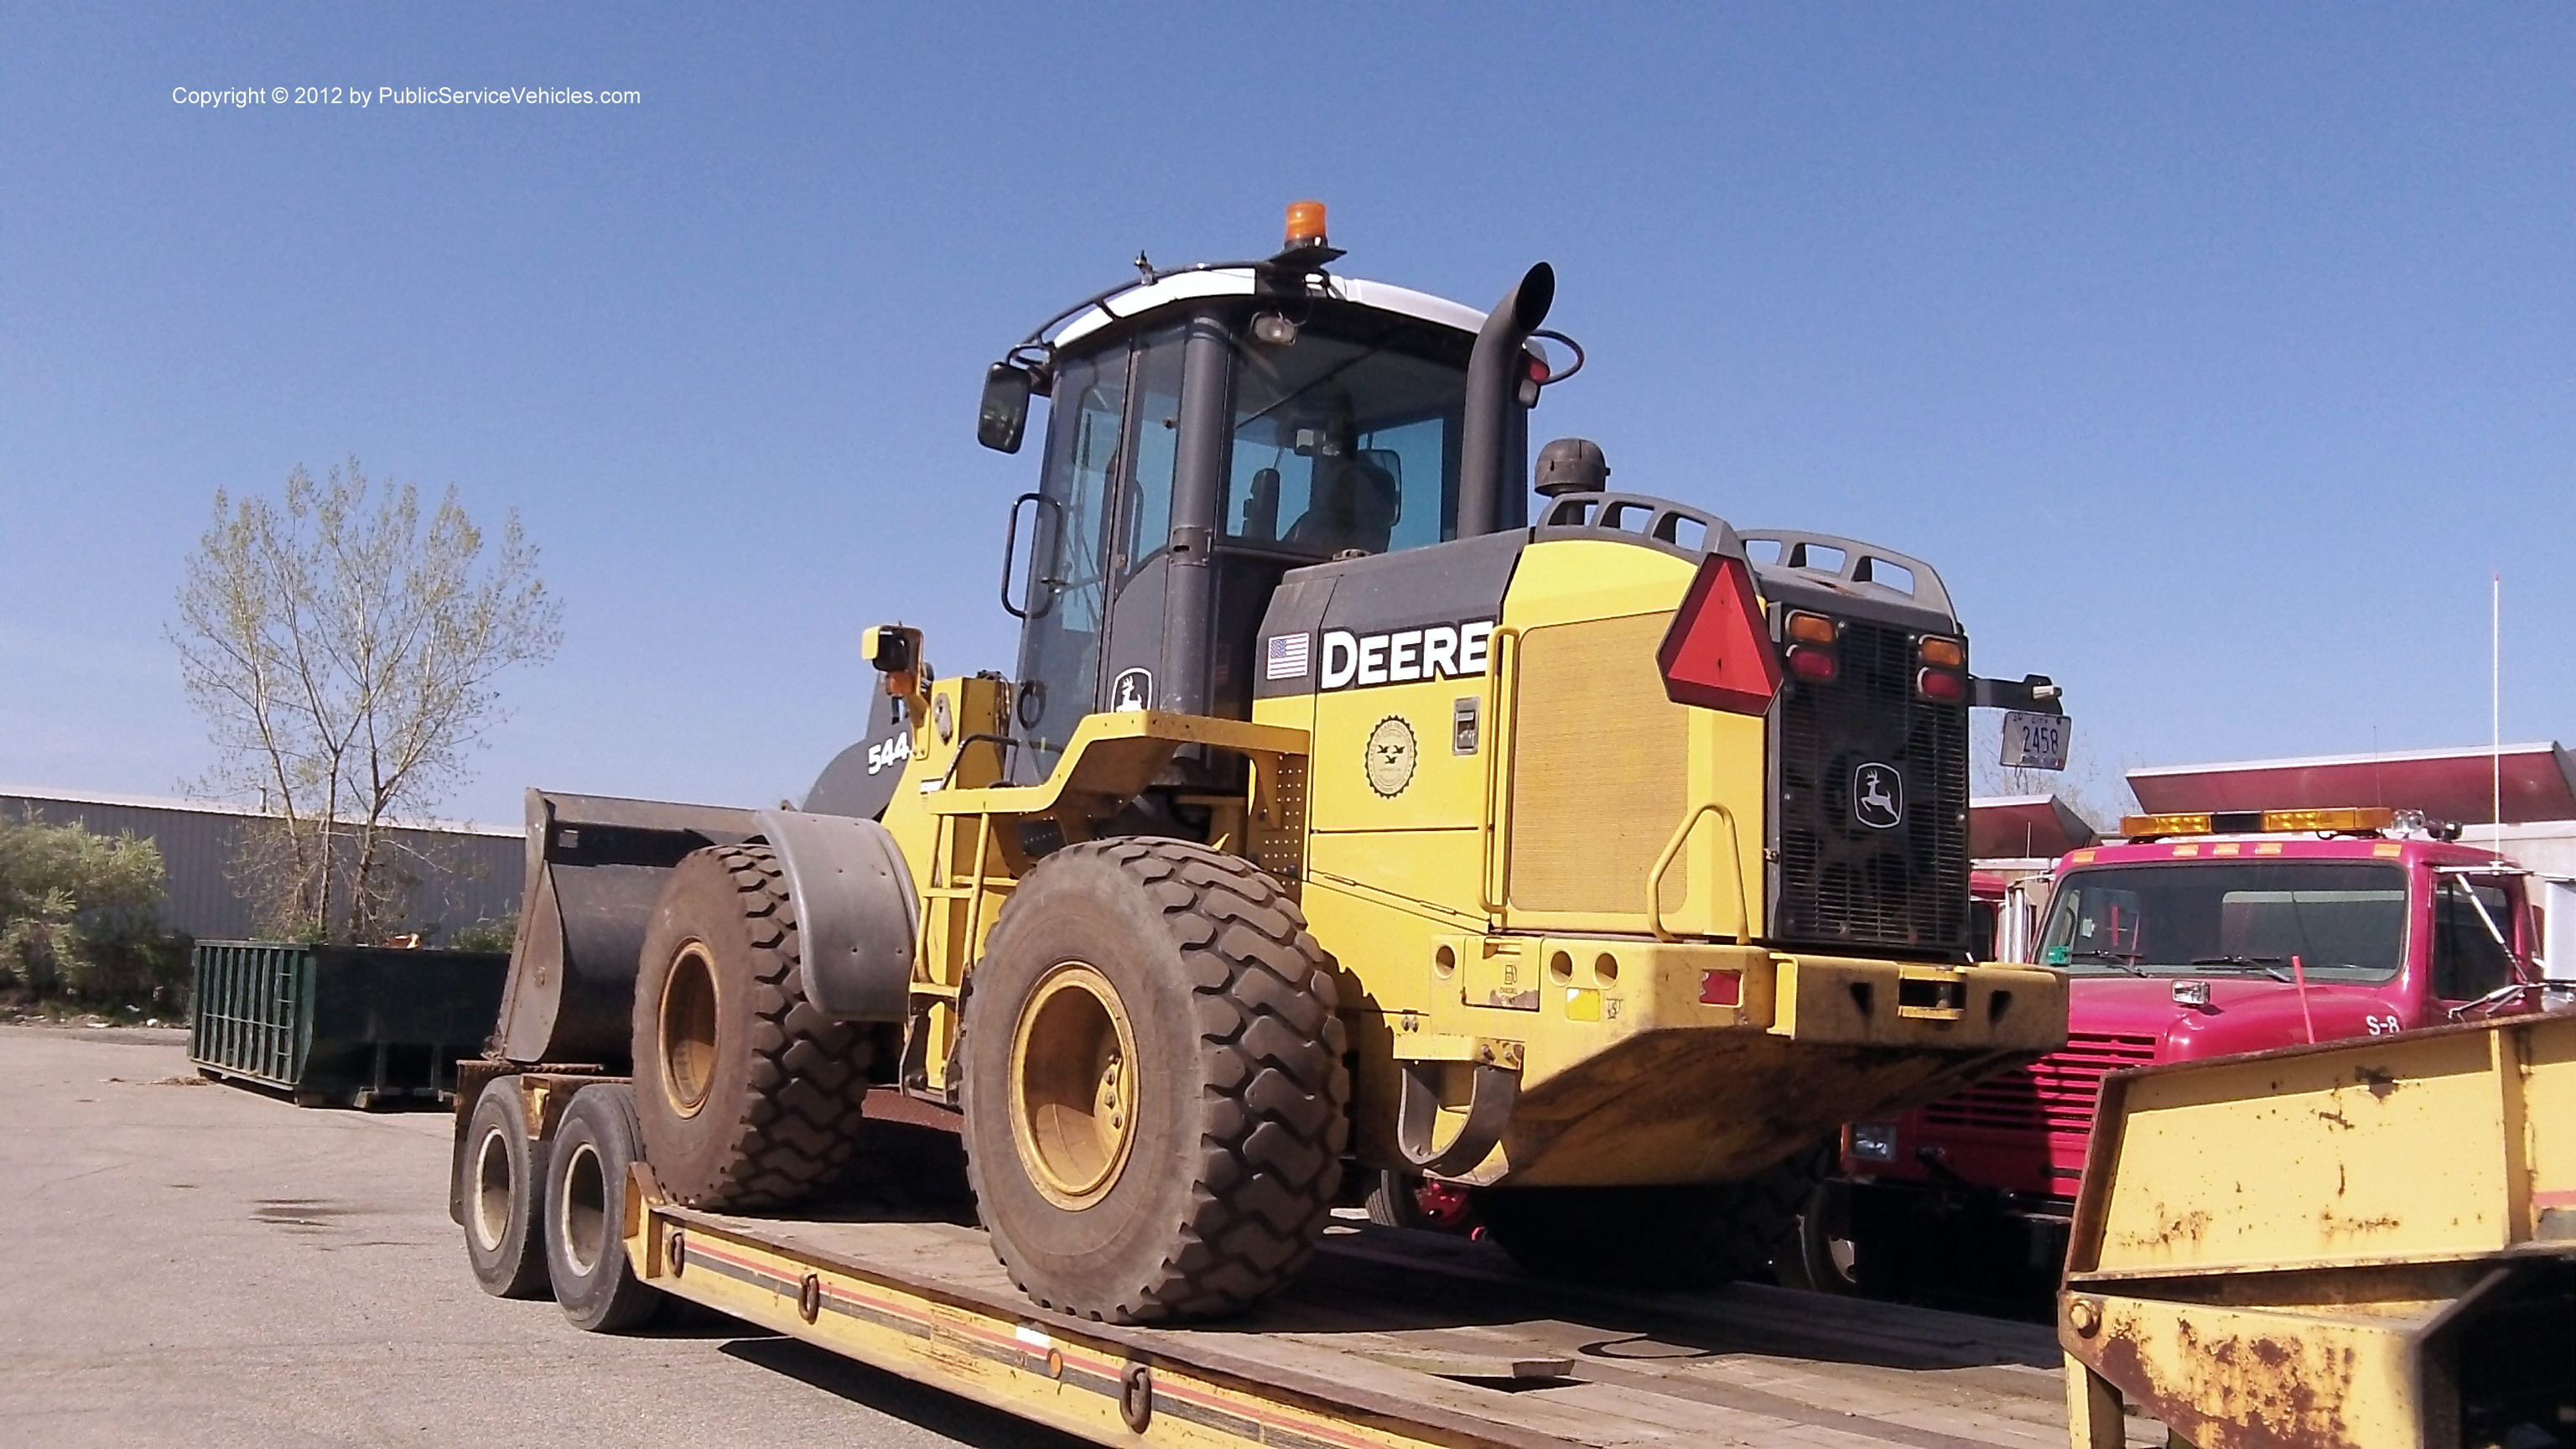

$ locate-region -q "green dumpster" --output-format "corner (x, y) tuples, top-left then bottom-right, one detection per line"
(189, 942), (509, 1109)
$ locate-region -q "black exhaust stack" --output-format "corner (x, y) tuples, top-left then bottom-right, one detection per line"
(1456, 262), (1555, 538)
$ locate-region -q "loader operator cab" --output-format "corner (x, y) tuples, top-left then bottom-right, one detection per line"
(989, 208), (1526, 776)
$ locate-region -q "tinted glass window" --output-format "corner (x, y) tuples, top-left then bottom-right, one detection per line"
(1014, 346), (1126, 766)
(2038, 863), (2407, 983)
(1224, 330), (1467, 558)
(1119, 336), (1184, 586)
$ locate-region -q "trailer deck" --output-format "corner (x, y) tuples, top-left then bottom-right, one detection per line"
(622, 1175), (2161, 1449)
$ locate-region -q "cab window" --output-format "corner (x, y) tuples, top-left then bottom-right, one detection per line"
(1223, 329), (1467, 558)
(2431, 878), (2518, 1002)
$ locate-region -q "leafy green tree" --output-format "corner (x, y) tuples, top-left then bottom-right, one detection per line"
(170, 459), (561, 943)
(0, 818), (188, 1001)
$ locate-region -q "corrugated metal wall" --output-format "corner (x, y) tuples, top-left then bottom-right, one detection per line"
(0, 792), (523, 942)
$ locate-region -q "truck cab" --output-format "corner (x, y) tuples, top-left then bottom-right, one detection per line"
(1810, 807), (2556, 1313)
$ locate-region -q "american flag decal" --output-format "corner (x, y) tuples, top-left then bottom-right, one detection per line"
(1265, 632), (1311, 680)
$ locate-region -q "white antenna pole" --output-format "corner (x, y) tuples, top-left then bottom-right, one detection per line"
(2492, 572), (2503, 850)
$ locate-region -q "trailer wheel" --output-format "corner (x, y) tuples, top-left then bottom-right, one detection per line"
(1477, 1145), (1829, 1288)
(960, 839), (1348, 1323)
(543, 1083), (667, 1332)
(1365, 1171), (1475, 1233)
(461, 1076), (549, 1299)
(631, 844), (875, 1210)
(1788, 1178), (1863, 1296)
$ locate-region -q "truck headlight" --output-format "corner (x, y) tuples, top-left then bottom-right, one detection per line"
(1848, 1123), (1899, 1163)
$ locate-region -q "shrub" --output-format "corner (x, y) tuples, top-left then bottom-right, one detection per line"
(444, 915), (517, 953)
(0, 818), (192, 1005)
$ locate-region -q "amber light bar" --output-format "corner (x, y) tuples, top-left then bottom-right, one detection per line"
(2119, 806), (2399, 839)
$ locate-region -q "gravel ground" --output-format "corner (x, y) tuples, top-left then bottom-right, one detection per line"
(0, 1024), (1080, 1448)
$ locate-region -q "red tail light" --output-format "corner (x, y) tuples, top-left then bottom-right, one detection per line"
(1916, 667), (1965, 703)
(1787, 647), (1837, 682)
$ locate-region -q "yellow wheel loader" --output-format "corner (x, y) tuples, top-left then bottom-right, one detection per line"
(469, 203), (2070, 1325)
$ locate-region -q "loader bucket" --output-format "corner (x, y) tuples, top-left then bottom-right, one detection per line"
(2059, 1009), (2576, 1448)
(491, 789), (756, 1065)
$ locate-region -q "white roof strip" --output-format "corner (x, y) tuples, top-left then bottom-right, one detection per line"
(1051, 269), (1487, 348)
(2127, 741), (2566, 777)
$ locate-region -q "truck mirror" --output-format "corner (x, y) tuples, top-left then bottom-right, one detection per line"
(977, 364), (1033, 454)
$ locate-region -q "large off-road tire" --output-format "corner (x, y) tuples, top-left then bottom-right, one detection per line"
(631, 844), (874, 1210)
(959, 839), (1349, 1323)
(543, 1083), (667, 1332)
(461, 1076), (550, 1299)
(1476, 1145), (1831, 1288)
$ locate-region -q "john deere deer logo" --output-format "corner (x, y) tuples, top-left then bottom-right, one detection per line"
(1853, 762), (1903, 829)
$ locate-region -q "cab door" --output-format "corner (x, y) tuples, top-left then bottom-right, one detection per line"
(1010, 326), (1190, 780)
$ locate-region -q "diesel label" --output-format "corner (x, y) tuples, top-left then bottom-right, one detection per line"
(1319, 620), (1495, 690)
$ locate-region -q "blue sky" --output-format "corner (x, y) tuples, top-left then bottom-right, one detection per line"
(4, 5), (2570, 827)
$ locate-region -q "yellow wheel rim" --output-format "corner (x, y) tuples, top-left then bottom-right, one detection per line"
(1007, 961), (1140, 1210)
(659, 943), (719, 1118)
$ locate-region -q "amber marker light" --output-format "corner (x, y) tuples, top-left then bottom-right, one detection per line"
(1284, 200), (1329, 248)
(1919, 635), (1965, 668)
(2118, 806), (2400, 839)
(1784, 610), (1838, 645)
(2121, 812), (2215, 837)
(2261, 807), (2397, 834)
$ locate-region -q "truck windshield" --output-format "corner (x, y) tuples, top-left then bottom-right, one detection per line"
(2038, 863), (2407, 983)
(1223, 320), (1471, 558)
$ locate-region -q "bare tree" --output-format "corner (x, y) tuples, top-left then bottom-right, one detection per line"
(172, 459), (562, 942)
(1969, 714), (2137, 838)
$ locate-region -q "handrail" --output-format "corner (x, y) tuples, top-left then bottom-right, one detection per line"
(1476, 626), (1524, 920)
(1647, 799), (1750, 945)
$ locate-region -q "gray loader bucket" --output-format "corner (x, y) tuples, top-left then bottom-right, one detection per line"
(492, 788), (756, 1065)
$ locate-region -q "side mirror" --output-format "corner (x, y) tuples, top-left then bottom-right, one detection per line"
(977, 363), (1034, 454)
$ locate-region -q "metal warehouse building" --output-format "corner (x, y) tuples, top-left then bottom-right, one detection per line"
(0, 786), (523, 942)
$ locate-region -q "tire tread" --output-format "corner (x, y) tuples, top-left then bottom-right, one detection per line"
(657, 844), (873, 1211)
(968, 838), (1349, 1323)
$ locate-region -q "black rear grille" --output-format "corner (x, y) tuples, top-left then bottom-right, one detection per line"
(1771, 616), (1970, 949)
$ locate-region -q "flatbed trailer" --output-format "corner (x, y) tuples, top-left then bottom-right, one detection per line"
(615, 1169), (2163, 1449)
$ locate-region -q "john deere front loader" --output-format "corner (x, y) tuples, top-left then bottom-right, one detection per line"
(463, 203), (2069, 1327)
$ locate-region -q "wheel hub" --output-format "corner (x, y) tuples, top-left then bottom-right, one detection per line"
(470, 1124), (513, 1252)
(558, 1140), (607, 1275)
(659, 943), (719, 1118)
(1008, 961), (1141, 1210)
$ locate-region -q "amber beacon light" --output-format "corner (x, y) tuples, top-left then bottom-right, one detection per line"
(1284, 200), (1330, 249)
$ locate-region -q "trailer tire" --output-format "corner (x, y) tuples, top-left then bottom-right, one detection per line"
(1477, 1145), (1830, 1288)
(461, 1076), (550, 1299)
(1701, 1141), (1836, 1284)
(1365, 1171), (1475, 1234)
(544, 1083), (667, 1332)
(1789, 1178), (1863, 1296)
(632, 844), (875, 1211)
(960, 839), (1349, 1323)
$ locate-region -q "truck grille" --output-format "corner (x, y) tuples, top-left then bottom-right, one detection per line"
(1770, 616), (1970, 949)
(1922, 1032), (2158, 1139)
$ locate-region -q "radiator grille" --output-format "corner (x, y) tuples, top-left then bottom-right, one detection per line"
(1508, 613), (1690, 916)
(1921, 1031), (2158, 1139)
(1772, 615), (1969, 948)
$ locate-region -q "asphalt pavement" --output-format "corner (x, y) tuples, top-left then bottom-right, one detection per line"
(0, 1024), (1083, 1448)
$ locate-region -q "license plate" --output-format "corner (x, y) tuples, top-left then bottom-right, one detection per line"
(2000, 710), (2070, 771)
